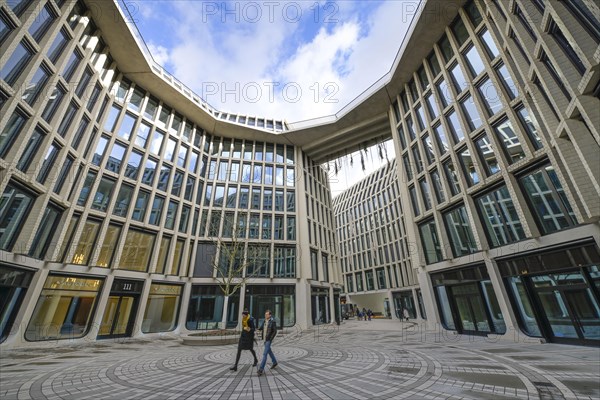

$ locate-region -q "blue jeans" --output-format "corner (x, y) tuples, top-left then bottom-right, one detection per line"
(259, 340), (277, 370)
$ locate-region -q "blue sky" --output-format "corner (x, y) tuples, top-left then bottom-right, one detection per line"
(122, 0), (418, 122)
(120, 1), (417, 193)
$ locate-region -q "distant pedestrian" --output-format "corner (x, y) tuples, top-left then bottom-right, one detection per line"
(230, 310), (258, 371)
(403, 308), (410, 322)
(362, 308), (367, 321)
(367, 309), (373, 321)
(257, 310), (278, 376)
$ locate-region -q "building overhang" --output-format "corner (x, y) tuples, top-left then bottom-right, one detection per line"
(87, 0), (465, 163)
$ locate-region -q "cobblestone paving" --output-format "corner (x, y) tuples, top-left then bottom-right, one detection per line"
(1, 320), (598, 400)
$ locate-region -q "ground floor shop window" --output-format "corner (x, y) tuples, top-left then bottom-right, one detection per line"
(244, 284), (295, 327)
(25, 274), (103, 341)
(142, 283), (182, 333)
(0, 266), (33, 343)
(392, 290), (416, 319)
(431, 265), (506, 335)
(498, 242), (600, 345)
(185, 285), (239, 330)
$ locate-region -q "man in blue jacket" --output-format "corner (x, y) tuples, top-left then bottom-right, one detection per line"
(257, 309), (278, 376)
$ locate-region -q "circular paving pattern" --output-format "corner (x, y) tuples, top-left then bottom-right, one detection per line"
(1, 321), (598, 399)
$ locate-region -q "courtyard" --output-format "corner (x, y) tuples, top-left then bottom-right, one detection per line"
(1, 320), (598, 400)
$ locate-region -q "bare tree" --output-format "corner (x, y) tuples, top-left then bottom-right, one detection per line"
(208, 214), (267, 329)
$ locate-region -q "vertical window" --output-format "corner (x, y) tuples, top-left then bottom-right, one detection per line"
(56, 102), (77, 137)
(433, 124), (448, 154)
(226, 186), (237, 208)
(29, 203), (62, 259)
(41, 85), (66, 122)
(120, 230), (155, 272)
(409, 186), (420, 216)
(519, 164), (577, 234)
(459, 147), (479, 186)
(213, 185), (225, 207)
(430, 169), (446, 203)
(128, 87), (145, 112)
(411, 145), (423, 173)
(77, 171), (97, 206)
(478, 77), (503, 115)
(22, 65), (50, 105)
(157, 165), (171, 191)
(62, 51), (81, 81)
(444, 205), (477, 257)
(47, 29), (69, 63)
(117, 113), (136, 141)
(286, 191), (295, 212)
(142, 158), (156, 186)
(287, 216), (296, 240)
(75, 68), (92, 98)
(131, 190), (149, 221)
(450, 63), (468, 93)
(150, 129), (164, 154)
(460, 95), (482, 131)
(436, 79), (451, 107)
(17, 127), (45, 172)
(37, 141), (60, 184)
(125, 150), (143, 180)
(493, 118), (525, 164)
(91, 177), (115, 212)
(428, 51), (441, 76)
(422, 134), (435, 165)
(464, 45), (485, 77)
(144, 97), (158, 120)
(480, 28), (499, 59)
(474, 134), (500, 176)
(53, 154), (74, 193)
(443, 160), (461, 196)
(135, 122), (151, 148)
(262, 215), (272, 239)
(438, 34), (453, 63)
(113, 184), (133, 217)
(164, 201), (177, 230)
(476, 185), (525, 246)
(446, 109), (464, 142)
(105, 142), (126, 174)
(177, 145), (188, 168)
(96, 225), (121, 268)
(496, 63), (518, 99)
(403, 154), (413, 181)
(516, 106), (543, 150)
(104, 105), (121, 132)
(71, 219), (101, 265)
(0, 182), (36, 250)
(1, 41), (32, 86)
(419, 219), (442, 264)
(425, 93), (438, 119)
(149, 196), (165, 225)
(419, 178), (432, 211)
(171, 170), (184, 197)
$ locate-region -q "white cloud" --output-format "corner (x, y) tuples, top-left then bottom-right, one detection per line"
(137, 1), (413, 122)
(147, 42), (170, 66)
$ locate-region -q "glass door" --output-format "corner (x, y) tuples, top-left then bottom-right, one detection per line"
(98, 295), (138, 338)
(450, 283), (492, 334)
(531, 271), (600, 343)
(563, 288), (600, 340)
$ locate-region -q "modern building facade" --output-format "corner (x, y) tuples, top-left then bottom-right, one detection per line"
(333, 160), (424, 320)
(0, 0), (342, 347)
(338, 0), (599, 346)
(1, 0), (599, 349)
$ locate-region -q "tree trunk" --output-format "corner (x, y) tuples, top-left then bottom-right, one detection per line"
(221, 295), (230, 329)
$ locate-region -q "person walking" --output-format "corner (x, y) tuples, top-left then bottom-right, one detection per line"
(230, 309), (258, 371)
(257, 310), (278, 376)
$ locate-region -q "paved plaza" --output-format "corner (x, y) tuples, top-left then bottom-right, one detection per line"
(0, 320), (598, 400)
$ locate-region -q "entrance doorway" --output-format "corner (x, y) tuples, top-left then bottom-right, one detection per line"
(97, 279), (143, 339)
(451, 283), (491, 333)
(532, 272), (600, 343)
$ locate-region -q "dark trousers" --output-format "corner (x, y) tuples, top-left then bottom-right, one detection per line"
(234, 347), (258, 367)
